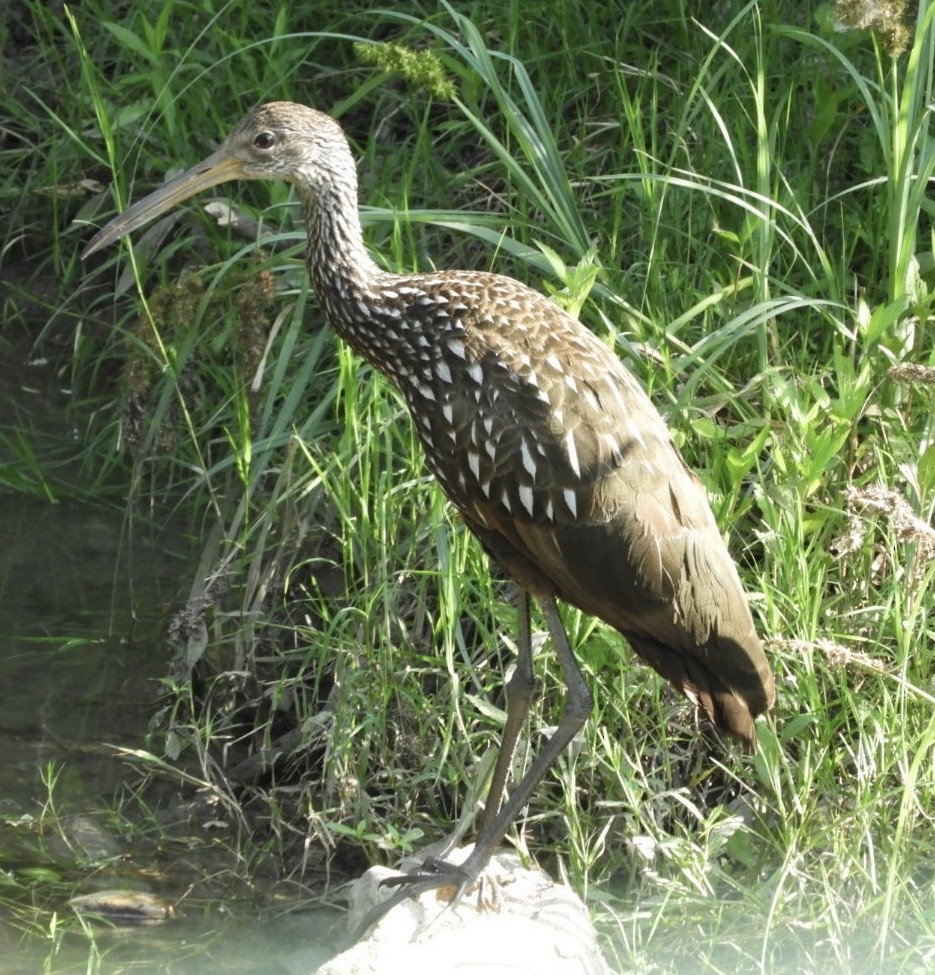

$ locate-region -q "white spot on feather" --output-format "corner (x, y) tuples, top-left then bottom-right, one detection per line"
(519, 485), (534, 516)
(564, 429), (581, 478)
(520, 439), (537, 480)
(599, 432), (621, 462)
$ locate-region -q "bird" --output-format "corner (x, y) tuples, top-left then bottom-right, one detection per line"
(83, 101), (775, 921)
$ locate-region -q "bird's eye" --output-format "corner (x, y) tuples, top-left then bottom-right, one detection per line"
(253, 131), (276, 150)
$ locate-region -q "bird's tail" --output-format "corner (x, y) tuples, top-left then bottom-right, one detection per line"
(625, 632), (774, 753)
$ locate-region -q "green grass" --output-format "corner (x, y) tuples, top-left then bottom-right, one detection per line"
(2, 0), (935, 971)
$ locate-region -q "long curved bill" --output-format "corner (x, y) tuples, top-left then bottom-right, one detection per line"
(81, 146), (247, 259)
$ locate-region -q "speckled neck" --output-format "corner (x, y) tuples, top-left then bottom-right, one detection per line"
(297, 157), (385, 329)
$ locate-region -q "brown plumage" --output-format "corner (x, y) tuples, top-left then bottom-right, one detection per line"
(83, 102), (775, 918)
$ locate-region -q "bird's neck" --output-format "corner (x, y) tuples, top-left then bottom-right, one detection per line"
(300, 178), (385, 323)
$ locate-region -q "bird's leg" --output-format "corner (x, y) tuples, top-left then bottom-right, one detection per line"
(358, 597), (592, 937)
(478, 588), (538, 832)
(453, 597), (592, 877)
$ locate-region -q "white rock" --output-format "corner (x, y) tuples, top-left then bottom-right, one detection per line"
(314, 846), (611, 975)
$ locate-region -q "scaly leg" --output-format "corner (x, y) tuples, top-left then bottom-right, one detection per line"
(479, 588), (538, 831)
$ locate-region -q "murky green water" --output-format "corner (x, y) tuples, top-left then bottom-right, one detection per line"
(0, 494), (178, 802)
(0, 343), (345, 973)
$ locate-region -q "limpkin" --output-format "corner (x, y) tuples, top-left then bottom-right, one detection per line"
(83, 102), (775, 915)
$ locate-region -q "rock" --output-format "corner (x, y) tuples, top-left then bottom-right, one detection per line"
(69, 889), (175, 926)
(315, 846), (610, 975)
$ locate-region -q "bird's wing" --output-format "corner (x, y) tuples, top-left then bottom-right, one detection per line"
(422, 285), (695, 545)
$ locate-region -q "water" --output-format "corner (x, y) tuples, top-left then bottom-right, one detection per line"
(0, 342), (345, 973)
(0, 495), (178, 801)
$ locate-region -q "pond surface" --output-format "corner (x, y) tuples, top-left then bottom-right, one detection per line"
(0, 341), (345, 973)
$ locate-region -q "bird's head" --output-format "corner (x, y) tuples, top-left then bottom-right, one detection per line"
(82, 102), (349, 259)
(226, 102), (350, 183)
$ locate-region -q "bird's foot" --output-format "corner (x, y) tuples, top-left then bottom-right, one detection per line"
(351, 850), (486, 941)
(381, 855), (471, 893)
